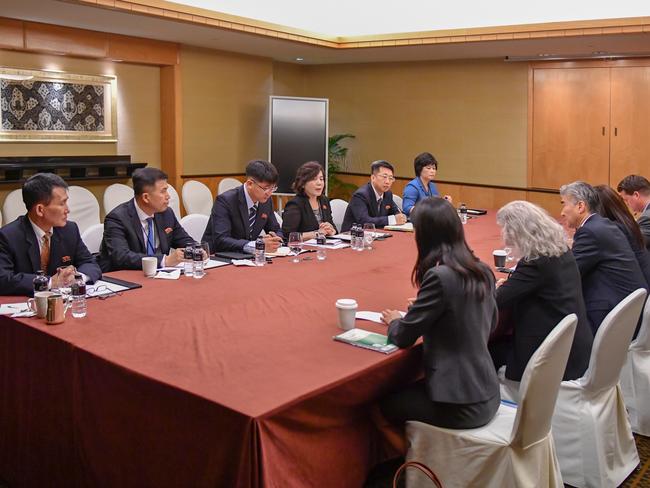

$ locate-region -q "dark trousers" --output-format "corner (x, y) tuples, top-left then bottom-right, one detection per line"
(379, 381), (500, 430)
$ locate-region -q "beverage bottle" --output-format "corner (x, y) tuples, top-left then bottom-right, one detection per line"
(184, 245), (194, 277)
(193, 244), (205, 279)
(255, 236), (266, 266)
(70, 272), (87, 318)
(33, 270), (49, 293)
(353, 223), (363, 251)
(316, 232), (327, 260)
(459, 203), (468, 224)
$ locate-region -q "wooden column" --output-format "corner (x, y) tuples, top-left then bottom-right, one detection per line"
(160, 63), (183, 191)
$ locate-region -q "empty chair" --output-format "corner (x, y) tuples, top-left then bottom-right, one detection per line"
(68, 186), (100, 235)
(81, 223), (104, 255)
(103, 183), (134, 215)
(167, 183), (182, 221)
(179, 214), (209, 244)
(393, 194), (403, 212)
(218, 177), (242, 195)
(620, 297), (650, 436)
(330, 199), (348, 234)
(405, 314), (578, 488)
(182, 180), (213, 216)
(2, 188), (26, 225)
(552, 288), (646, 488)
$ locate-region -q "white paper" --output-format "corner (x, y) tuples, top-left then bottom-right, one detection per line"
(173, 259), (230, 270)
(333, 233), (352, 241)
(154, 268), (181, 280)
(0, 302), (30, 316)
(383, 222), (414, 232)
(355, 310), (406, 323)
(231, 259), (259, 267)
(265, 246), (291, 257)
(303, 239), (349, 250)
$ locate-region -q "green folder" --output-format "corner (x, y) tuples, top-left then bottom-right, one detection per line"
(333, 328), (398, 354)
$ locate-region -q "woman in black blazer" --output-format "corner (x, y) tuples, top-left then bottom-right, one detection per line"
(492, 201), (593, 382)
(380, 198), (500, 432)
(281, 161), (337, 240)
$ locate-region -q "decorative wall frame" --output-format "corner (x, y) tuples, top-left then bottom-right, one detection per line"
(0, 67), (117, 142)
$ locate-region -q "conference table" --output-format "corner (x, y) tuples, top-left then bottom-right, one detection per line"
(0, 213), (503, 488)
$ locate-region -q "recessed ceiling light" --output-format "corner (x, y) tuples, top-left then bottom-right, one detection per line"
(538, 53), (553, 57)
(592, 51), (607, 55)
(295, 57), (304, 61)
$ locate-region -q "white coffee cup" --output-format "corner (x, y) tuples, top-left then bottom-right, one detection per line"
(142, 256), (158, 277)
(28, 290), (55, 319)
(336, 298), (358, 331)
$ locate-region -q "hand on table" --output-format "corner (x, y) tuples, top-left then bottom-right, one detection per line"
(166, 248), (185, 267)
(395, 213), (407, 225)
(381, 309), (403, 325)
(319, 222), (336, 236)
(264, 233), (283, 252)
(51, 265), (76, 289)
(406, 297), (416, 308)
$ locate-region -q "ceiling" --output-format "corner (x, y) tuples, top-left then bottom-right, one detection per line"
(2, 0), (650, 65)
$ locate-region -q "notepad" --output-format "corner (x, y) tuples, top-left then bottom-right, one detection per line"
(333, 328), (398, 354)
(383, 222), (414, 232)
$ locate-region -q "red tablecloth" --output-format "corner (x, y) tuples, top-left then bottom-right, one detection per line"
(0, 213), (503, 488)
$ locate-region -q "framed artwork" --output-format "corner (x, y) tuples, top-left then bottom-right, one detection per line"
(0, 67), (117, 142)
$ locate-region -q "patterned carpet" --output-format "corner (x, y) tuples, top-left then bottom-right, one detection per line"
(622, 434), (650, 487)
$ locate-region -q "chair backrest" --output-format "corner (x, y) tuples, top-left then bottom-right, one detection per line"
(510, 314), (578, 449)
(330, 199), (348, 233)
(218, 177), (242, 195)
(583, 288), (647, 392)
(2, 189), (26, 224)
(68, 186), (100, 235)
(81, 223), (104, 254)
(393, 194), (403, 212)
(179, 214), (209, 243)
(167, 183), (182, 221)
(630, 297), (650, 351)
(182, 180), (214, 216)
(103, 183), (134, 215)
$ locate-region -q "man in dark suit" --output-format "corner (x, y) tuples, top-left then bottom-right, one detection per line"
(617, 174), (650, 250)
(99, 168), (194, 272)
(202, 160), (283, 253)
(561, 181), (647, 334)
(0, 173), (101, 296)
(341, 160), (407, 232)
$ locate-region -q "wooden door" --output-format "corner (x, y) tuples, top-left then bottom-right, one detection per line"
(531, 67), (610, 189)
(610, 66), (650, 187)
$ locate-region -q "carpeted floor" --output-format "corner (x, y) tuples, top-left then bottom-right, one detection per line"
(364, 434), (650, 488)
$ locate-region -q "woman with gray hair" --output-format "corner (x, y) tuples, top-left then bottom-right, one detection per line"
(490, 200), (593, 382)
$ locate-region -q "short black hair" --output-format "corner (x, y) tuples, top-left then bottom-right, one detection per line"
(617, 175), (650, 196)
(22, 173), (68, 211)
(370, 160), (394, 175)
(246, 160), (278, 184)
(132, 167), (168, 196)
(414, 152), (438, 176)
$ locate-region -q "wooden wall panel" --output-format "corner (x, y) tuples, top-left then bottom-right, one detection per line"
(610, 66), (650, 187)
(109, 34), (178, 65)
(526, 191), (562, 218)
(0, 18), (23, 49)
(161, 64), (183, 189)
(24, 22), (108, 58)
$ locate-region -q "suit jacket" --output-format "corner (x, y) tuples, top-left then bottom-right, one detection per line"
(341, 183), (401, 232)
(496, 251), (593, 381)
(638, 205), (650, 251)
(388, 264), (499, 404)
(573, 213), (648, 334)
(202, 186), (282, 253)
(615, 221), (650, 287)
(281, 194), (337, 235)
(99, 199), (193, 272)
(0, 215), (101, 296)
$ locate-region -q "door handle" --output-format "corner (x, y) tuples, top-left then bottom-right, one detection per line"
(602, 127), (605, 136)
(615, 127), (618, 136)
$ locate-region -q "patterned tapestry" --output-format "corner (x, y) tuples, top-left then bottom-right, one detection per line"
(0, 79), (106, 132)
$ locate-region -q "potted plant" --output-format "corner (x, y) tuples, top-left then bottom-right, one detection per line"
(327, 133), (358, 200)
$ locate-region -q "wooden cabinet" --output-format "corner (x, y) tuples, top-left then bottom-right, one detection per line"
(530, 63), (650, 190)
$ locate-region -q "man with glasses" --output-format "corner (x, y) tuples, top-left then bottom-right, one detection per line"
(341, 160), (407, 232)
(202, 160), (283, 253)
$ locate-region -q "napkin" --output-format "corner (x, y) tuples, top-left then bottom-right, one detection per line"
(154, 268), (181, 279)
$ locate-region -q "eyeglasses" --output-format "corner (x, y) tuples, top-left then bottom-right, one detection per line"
(375, 173), (395, 182)
(86, 285), (123, 300)
(250, 180), (278, 194)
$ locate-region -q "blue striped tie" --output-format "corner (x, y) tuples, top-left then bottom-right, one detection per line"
(146, 217), (155, 255)
(249, 204), (257, 239)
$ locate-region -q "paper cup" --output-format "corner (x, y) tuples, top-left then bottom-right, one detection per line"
(493, 250), (507, 268)
(142, 256), (158, 277)
(336, 298), (358, 331)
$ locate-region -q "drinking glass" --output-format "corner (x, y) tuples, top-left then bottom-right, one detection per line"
(363, 223), (376, 250)
(193, 241), (210, 279)
(288, 232), (302, 263)
(504, 246), (515, 264)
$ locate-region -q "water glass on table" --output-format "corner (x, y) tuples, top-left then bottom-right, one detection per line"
(288, 232), (302, 263)
(193, 241), (210, 278)
(363, 223), (375, 250)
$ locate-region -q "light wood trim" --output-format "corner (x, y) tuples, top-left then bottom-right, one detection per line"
(0, 16), (178, 66)
(65, 0), (650, 49)
(160, 64), (183, 191)
(527, 63), (534, 187)
(0, 18), (23, 50)
(24, 21), (109, 58)
(108, 33), (178, 65)
(530, 59), (650, 69)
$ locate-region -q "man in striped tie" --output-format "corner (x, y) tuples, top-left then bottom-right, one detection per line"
(203, 160), (283, 253)
(0, 173), (101, 296)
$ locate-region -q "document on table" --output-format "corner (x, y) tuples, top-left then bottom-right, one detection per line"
(86, 280), (131, 297)
(265, 246), (292, 258)
(303, 239), (349, 250)
(355, 310), (406, 323)
(383, 222), (413, 232)
(173, 259), (231, 270)
(0, 302), (32, 317)
(333, 328), (398, 354)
